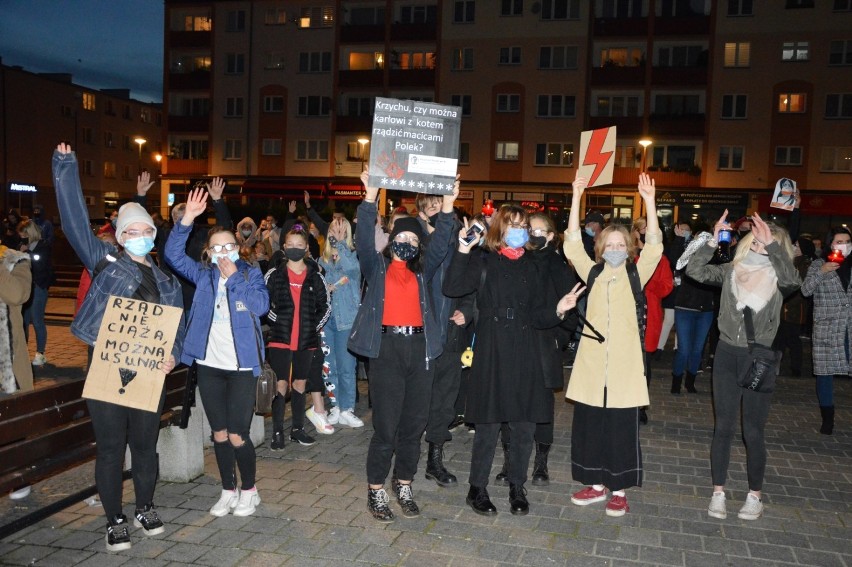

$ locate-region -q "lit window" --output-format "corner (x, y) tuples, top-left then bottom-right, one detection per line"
(224, 139), (243, 160)
(825, 93), (852, 118)
(782, 41), (809, 61)
(103, 162), (116, 178)
(778, 93), (806, 113)
(721, 94), (748, 119)
(296, 140), (329, 161)
(775, 146), (803, 166)
(535, 143), (574, 167)
(820, 146), (852, 171)
(183, 15), (211, 31)
(496, 94), (521, 112)
(600, 47), (645, 67)
(495, 142), (519, 161)
(262, 139), (282, 156)
(82, 92), (96, 111)
(718, 146), (744, 170)
(723, 42), (750, 67)
(299, 6), (334, 28)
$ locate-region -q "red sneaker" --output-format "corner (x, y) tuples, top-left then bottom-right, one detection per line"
(571, 486), (608, 506)
(605, 495), (629, 517)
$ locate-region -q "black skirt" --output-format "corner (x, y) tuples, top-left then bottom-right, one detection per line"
(571, 402), (642, 491)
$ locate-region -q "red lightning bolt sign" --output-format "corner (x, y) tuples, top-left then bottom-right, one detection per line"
(582, 128), (615, 187)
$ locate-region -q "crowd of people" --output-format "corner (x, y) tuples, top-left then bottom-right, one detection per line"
(0, 143), (847, 553)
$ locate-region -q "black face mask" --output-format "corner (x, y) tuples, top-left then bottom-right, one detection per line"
(739, 229), (750, 237)
(33, 212), (42, 219)
(639, 234), (646, 244)
(529, 235), (548, 250)
(427, 212), (439, 227)
(284, 247), (307, 262)
(391, 241), (419, 261)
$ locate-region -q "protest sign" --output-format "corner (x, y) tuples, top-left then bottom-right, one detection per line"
(83, 296), (183, 412)
(578, 126), (617, 188)
(367, 97), (461, 195)
(770, 178), (800, 211)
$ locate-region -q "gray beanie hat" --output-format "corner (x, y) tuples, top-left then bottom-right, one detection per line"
(115, 202), (156, 243)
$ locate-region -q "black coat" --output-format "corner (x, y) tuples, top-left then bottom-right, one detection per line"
(265, 258), (330, 350)
(444, 249), (562, 423)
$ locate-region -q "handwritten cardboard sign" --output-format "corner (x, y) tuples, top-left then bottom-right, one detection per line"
(367, 97), (461, 195)
(83, 296), (183, 412)
(770, 178), (800, 211)
(578, 126), (617, 188)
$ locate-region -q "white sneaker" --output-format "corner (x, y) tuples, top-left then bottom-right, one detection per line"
(9, 486), (31, 500)
(32, 352), (47, 366)
(233, 488), (260, 517)
(708, 491), (727, 519)
(210, 489), (239, 517)
(737, 493), (763, 520)
(306, 406), (334, 434)
(337, 409), (364, 428)
(327, 406), (340, 425)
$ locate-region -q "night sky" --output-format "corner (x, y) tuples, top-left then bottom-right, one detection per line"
(0, 0), (164, 103)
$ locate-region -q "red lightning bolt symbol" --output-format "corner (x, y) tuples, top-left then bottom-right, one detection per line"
(583, 128), (614, 187)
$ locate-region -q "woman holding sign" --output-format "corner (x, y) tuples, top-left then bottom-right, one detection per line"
(53, 143), (185, 552)
(165, 188), (270, 519)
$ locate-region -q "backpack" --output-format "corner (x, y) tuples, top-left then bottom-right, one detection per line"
(584, 261), (647, 351)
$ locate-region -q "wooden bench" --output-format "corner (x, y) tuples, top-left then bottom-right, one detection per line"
(0, 368), (189, 495)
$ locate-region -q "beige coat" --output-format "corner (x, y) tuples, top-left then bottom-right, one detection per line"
(0, 249), (33, 393)
(563, 230), (662, 408)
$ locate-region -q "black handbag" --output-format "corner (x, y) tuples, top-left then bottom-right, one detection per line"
(739, 307), (781, 393)
(247, 275), (277, 414)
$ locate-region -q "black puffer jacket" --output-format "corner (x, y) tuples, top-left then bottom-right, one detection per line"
(265, 258), (330, 350)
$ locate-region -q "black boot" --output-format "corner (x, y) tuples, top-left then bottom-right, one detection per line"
(685, 372), (698, 393)
(495, 442), (510, 486)
(671, 373), (683, 394)
(531, 443), (551, 486)
(820, 406), (835, 435)
(466, 486), (497, 516)
(509, 483), (529, 515)
(425, 442), (458, 486)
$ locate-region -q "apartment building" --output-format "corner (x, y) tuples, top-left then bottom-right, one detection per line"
(0, 63), (163, 220)
(161, 0), (852, 228)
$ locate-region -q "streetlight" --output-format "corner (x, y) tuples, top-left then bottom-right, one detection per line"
(134, 137), (147, 173)
(638, 138), (653, 172)
(357, 137), (369, 172)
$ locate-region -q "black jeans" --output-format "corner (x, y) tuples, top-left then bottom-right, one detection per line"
(710, 340), (773, 491)
(197, 364), (257, 490)
(87, 391), (165, 519)
(366, 333), (434, 485)
(773, 320), (802, 374)
(470, 421), (535, 488)
(425, 349), (464, 444)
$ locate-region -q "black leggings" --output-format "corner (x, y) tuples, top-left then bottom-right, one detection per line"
(268, 348), (316, 432)
(87, 391), (166, 519)
(196, 364), (257, 490)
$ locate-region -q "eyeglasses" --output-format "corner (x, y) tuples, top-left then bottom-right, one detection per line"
(123, 229), (155, 238)
(508, 222), (529, 229)
(394, 234), (420, 246)
(529, 228), (549, 237)
(209, 242), (238, 253)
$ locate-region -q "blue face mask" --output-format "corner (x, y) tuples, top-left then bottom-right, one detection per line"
(584, 227), (596, 238)
(505, 227), (529, 249)
(211, 250), (240, 265)
(123, 236), (154, 257)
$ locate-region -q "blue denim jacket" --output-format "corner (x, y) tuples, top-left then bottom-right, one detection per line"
(164, 222), (270, 376)
(317, 241), (361, 332)
(52, 151), (185, 355)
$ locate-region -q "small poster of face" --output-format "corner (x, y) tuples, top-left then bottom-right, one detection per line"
(770, 178), (800, 211)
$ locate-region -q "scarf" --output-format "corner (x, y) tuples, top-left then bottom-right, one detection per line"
(498, 247), (525, 260)
(0, 248), (27, 394)
(731, 251), (777, 312)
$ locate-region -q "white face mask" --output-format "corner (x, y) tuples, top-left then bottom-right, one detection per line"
(833, 243), (852, 257)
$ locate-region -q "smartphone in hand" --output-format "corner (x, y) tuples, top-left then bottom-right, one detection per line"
(459, 221), (485, 245)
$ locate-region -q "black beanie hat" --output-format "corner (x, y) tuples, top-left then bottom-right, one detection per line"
(390, 217), (425, 242)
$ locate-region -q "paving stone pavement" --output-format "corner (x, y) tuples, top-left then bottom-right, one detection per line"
(2, 324), (851, 566)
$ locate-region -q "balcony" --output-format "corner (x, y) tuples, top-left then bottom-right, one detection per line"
(648, 113), (706, 136)
(168, 30), (212, 48)
(651, 66), (708, 86)
(612, 166), (701, 187)
(389, 68), (435, 88)
(654, 15), (710, 36)
(338, 69), (383, 88)
(590, 65), (645, 86)
(335, 115), (373, 133)
(390, 23), (437, 42)
(340, 24), (385, 43)
(164, 159), (207, 176)
(167, 115), (209, 133)
(593, 18), (649, 37)
(588, 116), (643, 135)
(168, 71), (211, 90)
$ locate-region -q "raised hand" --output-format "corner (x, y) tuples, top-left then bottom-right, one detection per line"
(638, 172), (656, 201)
(181, 188), (208, 226)
(288, 201), (297, 214)
(750, 212), (774, 246)
(571, 174), (589, 202)
(442, 174), (461, 212)
(360, 171), (380, 203)
(713, 209), (732, 241)
(557, 282), (587, 316)
(137, 171), (155, 196)
(56, 142), (72, 155)
(304, 190), (311, 208)
(457, 218), (479, 254)
(207, 177), (225, 201)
